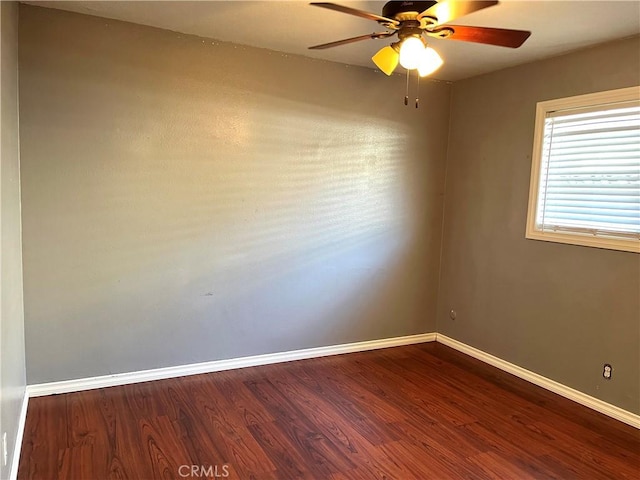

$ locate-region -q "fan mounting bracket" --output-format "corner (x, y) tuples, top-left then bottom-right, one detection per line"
(377, 2), (439, 31)
(381, 1), (437, 20)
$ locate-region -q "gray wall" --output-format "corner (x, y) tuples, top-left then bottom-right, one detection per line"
(19, 5), (451, 384)
(0, 1), (26, 478)
(438, 36), (640, 413)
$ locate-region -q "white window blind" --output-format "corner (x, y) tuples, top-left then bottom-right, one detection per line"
(536, 101), (640, 240)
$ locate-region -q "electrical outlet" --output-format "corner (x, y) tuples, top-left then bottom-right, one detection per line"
(603, 364), (613, 380)
(2, 431), (7, 466)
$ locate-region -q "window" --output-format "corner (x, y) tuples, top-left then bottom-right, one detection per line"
(526, 86), (640, 253)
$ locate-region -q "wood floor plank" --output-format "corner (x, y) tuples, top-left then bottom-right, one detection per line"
(108, 390), (157, 480)
(18, 343), (640, 479)
(169, 400), (228, 468)
(289, 364), (404, 446)
(527, 419), (640, 479)
(138, 415), (193, 479)
(264, 368), (417, 479)
(58, 444), (94, 480)
(246, 421), (314, 480)
(468, 451), (541, 480)
(384, 421), (491, 479)
(243, 378), (357, 477)
(209, 373), (276, 427)
(176, 376), (277, 478)
(458, 421), (564, 478)
(18, 395), (68, 480)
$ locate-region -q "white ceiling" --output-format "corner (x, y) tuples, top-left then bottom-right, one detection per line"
(24, 1), (640, 81)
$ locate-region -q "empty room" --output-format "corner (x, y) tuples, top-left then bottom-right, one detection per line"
(1, 1), (639, 479)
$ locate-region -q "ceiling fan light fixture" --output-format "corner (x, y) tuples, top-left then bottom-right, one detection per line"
(372, 45), (399, 76)
(309, 1), (531, 85)
(398, 36), (425, 70)
(417, 46), (443, 77)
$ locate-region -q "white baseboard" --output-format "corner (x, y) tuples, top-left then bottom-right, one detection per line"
(9, 390), (29, 480)
(27, 332), (437, 397)
(436, 334), (640, 429)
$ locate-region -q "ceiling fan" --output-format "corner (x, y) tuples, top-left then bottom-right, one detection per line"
(309, 1), (531, 77)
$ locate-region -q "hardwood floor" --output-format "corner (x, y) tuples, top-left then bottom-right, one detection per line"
(18, 343), (639, 479)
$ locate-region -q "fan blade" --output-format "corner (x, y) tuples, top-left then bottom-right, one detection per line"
(310, 2), (398, 25)
(440, 25), (531, 48)
(309, 32), (395, 50)
(418, 0), (498, 25)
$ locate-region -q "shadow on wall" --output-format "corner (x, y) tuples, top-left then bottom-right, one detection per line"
(24, 99), (431, 381)
(20, 5), (445, 383)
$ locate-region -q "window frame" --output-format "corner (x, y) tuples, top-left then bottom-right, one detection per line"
(525, 86), (640, 254)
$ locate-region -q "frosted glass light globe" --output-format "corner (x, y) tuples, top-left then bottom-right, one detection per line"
(399, 37), (425, 70)
(418, 46), (444, 77)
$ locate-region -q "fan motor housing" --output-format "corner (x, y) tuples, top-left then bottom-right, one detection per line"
(382, 1), (437, 19)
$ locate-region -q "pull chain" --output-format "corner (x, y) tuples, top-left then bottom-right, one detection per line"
(404, 69), (409, 106)
(415, 72), (420, 109)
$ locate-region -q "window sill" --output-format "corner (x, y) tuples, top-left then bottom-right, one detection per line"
(525, 229), (640, 253)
